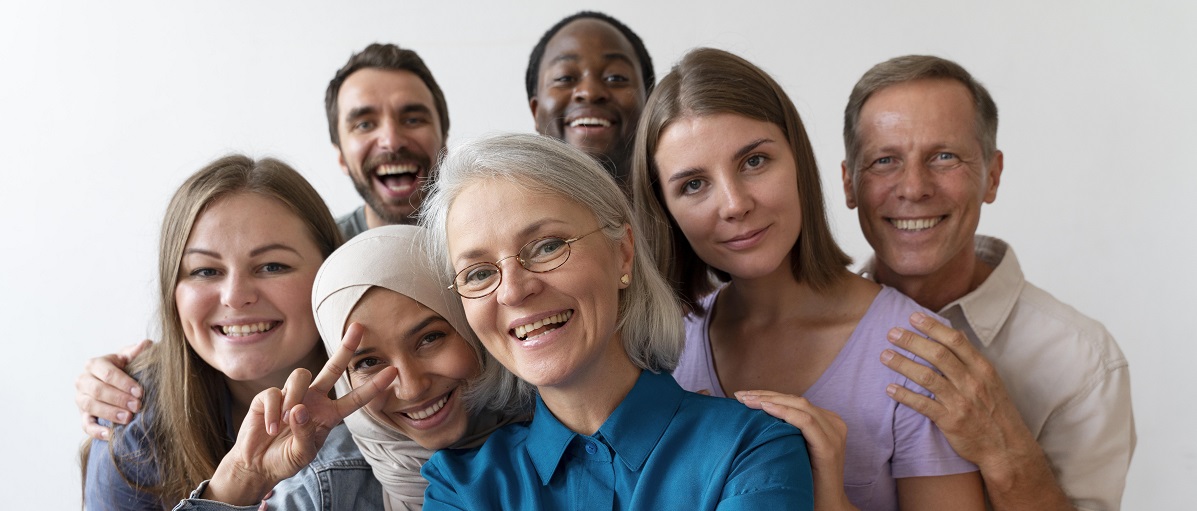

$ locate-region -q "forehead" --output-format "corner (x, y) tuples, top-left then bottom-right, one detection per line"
(858, 78), (977, 146)
(187, 193), (314, 249)
(349, 287), (435, 327)
(337, 68), (438, 117)
(446, 178), (594, 258)
(541, 18), (640, 72)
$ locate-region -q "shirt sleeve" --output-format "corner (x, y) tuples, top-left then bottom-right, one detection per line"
(1041, 352), (1135, 511)
(85, 421), (165, 511)
(717, 421), (814, 511)
(891, 352), (980, 478)
(170, 481), (258, 511)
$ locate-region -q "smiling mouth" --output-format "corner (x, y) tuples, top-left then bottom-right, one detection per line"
(375, 163), (420, 193)
(216, 321), (279, 336)
(403, 390), (451, 421)
(888, 216), (945, 231)
(568, 117), (613, 128)
(512, 310), (573, 340)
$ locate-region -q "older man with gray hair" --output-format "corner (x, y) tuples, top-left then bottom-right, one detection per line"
(840, 55), (1134, 510)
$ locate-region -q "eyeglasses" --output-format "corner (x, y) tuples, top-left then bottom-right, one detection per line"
(449, 227), (606, 299)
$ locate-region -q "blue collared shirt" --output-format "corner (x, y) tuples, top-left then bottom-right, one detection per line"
(423, 370), (813, 510)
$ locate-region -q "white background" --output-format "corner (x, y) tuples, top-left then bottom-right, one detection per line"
(1, 1), (1192, 508)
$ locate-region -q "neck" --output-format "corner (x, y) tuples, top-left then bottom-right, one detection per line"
(874, 251), (993, 312)
(363, 204), (415, 229)
(538, 341), (640, 436)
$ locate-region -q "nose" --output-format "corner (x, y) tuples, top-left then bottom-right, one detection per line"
(220, 271), (257, 309)
(392, 356), (432, 401)
(494, 258), (539, 307)
(895, 162), (934, 202)
(717, 177), (754, 221)
(377, 117), (409, 153)
(572, 74), (609, 104)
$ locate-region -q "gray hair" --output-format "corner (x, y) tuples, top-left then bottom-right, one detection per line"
(843, 55), (999, 175)
(420, 133), (684, 409)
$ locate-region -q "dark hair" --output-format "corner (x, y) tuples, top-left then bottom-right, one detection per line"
(632, 48), (851, 314)
(325, 43), (450, 146)
(525, 11), (655, 99)
(843, 55), (998, 175)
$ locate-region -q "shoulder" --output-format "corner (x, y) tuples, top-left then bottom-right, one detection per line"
(675, 391), (800, 443)
(85, 381), (163, 509)
(424, 421), (532, 481)
(1013, 281), (1125, 365)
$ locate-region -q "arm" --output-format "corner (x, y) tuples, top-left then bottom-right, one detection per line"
(199, 324), (396, 506)
(77, 339), (152, 440)
(896, 472), (985, 510)
(881, 312), (1075, 511)
(735, 391), (857, 511)
(84, 411), (164, 510)
(717, 420), (815, 511)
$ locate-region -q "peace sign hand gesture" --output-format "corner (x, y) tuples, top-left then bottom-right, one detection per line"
(202, 324), (396, 506)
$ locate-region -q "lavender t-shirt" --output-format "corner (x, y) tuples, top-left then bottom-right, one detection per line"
(672, 286), (977, 511)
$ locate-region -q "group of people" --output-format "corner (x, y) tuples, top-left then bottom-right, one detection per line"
(76, 10), (1135, 511)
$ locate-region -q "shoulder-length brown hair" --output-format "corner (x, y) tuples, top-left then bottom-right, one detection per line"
(631, 47), (850, 314)
(82, 154), (341, 506)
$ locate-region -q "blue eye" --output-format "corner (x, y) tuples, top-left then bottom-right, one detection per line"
(745, 154), (767, 168)
(464, 265), (499, 284)
(189, 268), (218, 278)
(261, 263), (289, 273)
(524, 238), (567, 263)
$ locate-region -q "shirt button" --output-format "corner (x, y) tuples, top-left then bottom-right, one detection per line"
(585, 442), (597, 454)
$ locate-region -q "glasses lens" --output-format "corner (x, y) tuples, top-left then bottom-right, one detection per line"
(521, 237), (570, 271)
(456, 262), (501, 297)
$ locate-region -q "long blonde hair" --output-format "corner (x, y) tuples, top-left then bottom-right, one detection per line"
(82, 154), (342, 507)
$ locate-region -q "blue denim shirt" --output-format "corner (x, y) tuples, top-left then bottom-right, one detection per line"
(422, 370), (815, 510)
(84, 375), (382, 511)
(173, 422), (383, 511)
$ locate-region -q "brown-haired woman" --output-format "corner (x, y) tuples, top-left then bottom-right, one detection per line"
(82, 155), (387, 510)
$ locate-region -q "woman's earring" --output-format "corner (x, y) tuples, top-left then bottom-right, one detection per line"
(620, 274), (631, 286)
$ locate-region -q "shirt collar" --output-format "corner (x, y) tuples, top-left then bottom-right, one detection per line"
(525, 370), (684, 485)
(940, 235), (1024, 347)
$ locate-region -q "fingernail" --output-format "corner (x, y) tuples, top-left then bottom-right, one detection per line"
(887, 328), (902, 341)
(880, 350), (895, 363)
(760, 401), (776, 409)
(281, 409), (289, 423)
(116, 411), (130, 423)
(886, 384), (899, 396)
(294, 407), (310, 425)
(101, 429), (109, 439)
(130, 386), (142, 398)
(911, 312), (928, 326)
(127, 401), (139, 413)
(267, 422), (277, 435)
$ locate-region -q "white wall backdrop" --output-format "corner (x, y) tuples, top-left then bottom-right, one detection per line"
(1, 0), (1191, 508)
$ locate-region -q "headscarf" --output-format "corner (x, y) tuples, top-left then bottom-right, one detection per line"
(311, 225), (515, 510)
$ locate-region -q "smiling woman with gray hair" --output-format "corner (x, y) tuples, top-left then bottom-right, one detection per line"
(418, 132), (814, 510)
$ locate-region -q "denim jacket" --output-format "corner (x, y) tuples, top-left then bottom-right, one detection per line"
(172, 422), (383, 511)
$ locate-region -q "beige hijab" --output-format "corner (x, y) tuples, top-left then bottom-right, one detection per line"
(311, 225), (512, 510)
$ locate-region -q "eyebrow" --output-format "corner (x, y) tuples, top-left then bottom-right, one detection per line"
(183, 243), (303, 259)
(666, 138), (774, 184)
(344, 103), (433, 123)
(549, 52), (636, 69)
(455, 218), (568, 262)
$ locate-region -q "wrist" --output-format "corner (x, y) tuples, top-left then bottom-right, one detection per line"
(205, 459), (272, 506)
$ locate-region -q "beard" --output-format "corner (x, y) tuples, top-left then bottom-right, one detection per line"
(350, 148), (433, 225)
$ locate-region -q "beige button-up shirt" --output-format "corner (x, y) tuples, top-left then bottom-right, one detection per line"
(864, 235), (1135, 510)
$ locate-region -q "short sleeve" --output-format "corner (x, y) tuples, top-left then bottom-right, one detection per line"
(718, 421), (814, 510)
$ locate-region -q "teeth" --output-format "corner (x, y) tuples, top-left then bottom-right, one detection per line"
(891, 217), (942, 231)
(569, 117), (611, 128)
(405, 394), (449, 420)
(514, 310), (573, 340)
(219, 322), (275, 336)
(376, 163), (417, 176)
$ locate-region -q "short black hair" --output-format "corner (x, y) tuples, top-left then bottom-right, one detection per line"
(525, 11), (655, 100)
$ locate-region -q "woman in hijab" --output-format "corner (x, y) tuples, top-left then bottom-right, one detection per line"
(178, 225), (524, 510)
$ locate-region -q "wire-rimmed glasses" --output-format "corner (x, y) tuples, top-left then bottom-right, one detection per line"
(448, 227), (605, 299)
